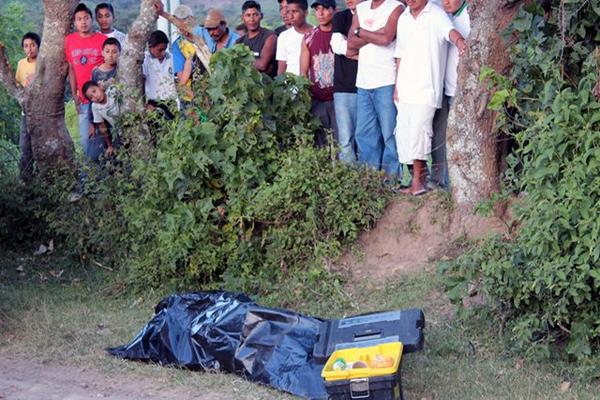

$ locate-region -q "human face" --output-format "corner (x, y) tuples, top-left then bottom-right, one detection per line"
(442, 0), (463, 14)
(207, 23), (226, 42)
(279, 0), (290, 26)
(96, 7), (114, 33)
(149, 43), (168, 61)
(85, 85), (106, 104)
(314, 5), (334, 27)
(102, 44), (120, 66)
(22, 38), (39, 60)
(287, 4), (307, 28)
(345, 0), (361, 11)
(74, 10), (93, 34)
(242, 7), (262, 33)
(406, 0), (428, 13)
(176, 16), (196, 38)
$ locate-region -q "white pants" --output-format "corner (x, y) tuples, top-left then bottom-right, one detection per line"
(394, 102), (436, 164)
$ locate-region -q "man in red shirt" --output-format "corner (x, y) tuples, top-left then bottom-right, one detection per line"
(65, 3), (106, 159)
(300, 0), (337, 147)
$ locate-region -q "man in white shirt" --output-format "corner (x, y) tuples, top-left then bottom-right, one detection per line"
(430, 0), (470, 190)
(276, 0), (314, 75)
(393, 0), (466, 195)
(347, 0), (404, 179)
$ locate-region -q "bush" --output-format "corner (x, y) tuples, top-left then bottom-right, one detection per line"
(441, 1), (600, 359)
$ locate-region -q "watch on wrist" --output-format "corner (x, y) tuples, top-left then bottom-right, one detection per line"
(354, 27), (361, 38)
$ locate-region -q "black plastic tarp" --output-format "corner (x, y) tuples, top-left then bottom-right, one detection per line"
(107, 291), (328, 399)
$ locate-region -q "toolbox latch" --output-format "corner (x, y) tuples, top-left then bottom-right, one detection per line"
(350, 378), (370, 399)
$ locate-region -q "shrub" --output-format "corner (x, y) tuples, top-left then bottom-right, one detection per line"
(441, 1), (600, 359)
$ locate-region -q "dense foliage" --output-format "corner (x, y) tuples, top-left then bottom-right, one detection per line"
(2, 46), (388, 301)
(442, 1), (600, 359)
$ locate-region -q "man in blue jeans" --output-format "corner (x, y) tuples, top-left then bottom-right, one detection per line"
(330, 0), (361, 162)
(347, 0), (404, 178)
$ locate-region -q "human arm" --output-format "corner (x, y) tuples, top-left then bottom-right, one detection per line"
(299, 38), (310, 78)
(254, 34), (276, 72)
(68, 63), (80, 113)
(347, 5), (404, 50)
(97, 121), (113, 155)
(448, 29), (467, 56)
(394, 57), (401, 102)
(277, 60), (287, 76)
(178, 58), (193, 86)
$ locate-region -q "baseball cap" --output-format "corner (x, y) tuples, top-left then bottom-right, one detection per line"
(311, 0), (336, 8)
(203, 9), (226, 29)
(173, 5), (194, 19)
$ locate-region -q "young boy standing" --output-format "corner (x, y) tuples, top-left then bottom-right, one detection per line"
(429, 0), (470, 190)
(274, 0), (292, 36)
(142, 31), (178, 117)
(15, 32), (40, 180)
(95, 3), (127, 46)
(65, 3), (107, 159)
(276, 0), (313, 76)
(393, 0), (466, 195)
(83, 81), (121, 157)
(86, 37), (121, 161)
(300, 0), (337, 147)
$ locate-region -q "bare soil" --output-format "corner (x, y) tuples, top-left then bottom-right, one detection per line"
(0, 354), (226, 400)
(337, 192), (507, 284)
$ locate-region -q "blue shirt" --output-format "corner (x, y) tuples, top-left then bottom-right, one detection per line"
(172, 26), (240, 74)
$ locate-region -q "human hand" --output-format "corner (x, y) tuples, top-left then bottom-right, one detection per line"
(89, 125), (96, 138)
(153, 0), (165, 16)
(105, 145), (114, 157)
(456, 37), (467, 56)
(393, 85), (399, 102)
(74, 98), (81, 114)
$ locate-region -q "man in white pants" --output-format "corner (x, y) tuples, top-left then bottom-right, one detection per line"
(393, 0), (466, 196)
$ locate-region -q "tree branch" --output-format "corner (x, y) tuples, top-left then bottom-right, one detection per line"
(0, 42), (24, 105)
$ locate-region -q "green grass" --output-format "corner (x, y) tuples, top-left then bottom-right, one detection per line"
(1, 254), (599, 399)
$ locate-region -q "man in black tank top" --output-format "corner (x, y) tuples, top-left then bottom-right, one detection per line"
(236, 1), (277, 76)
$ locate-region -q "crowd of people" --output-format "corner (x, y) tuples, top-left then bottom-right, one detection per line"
(14, 0), (470, 195)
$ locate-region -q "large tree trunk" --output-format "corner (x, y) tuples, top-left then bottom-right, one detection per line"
(447, 0), (520, 217)
(0, 0), (78, 173)
(118, 0), (160, 113)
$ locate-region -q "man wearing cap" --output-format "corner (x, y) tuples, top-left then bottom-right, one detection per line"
(300, 0), (337, 147)
(202, 8), (240, 52)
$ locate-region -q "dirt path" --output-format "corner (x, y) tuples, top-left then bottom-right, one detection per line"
(0, 356), (224, 400)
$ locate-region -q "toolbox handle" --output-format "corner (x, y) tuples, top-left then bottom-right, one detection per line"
(353, 330), (382, 341)
(350, 378), (370, 399)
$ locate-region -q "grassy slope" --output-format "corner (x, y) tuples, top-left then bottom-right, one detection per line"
(1, 251), (598, 400)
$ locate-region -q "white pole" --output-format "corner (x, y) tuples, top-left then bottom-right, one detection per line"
(157, 0), (181, 45)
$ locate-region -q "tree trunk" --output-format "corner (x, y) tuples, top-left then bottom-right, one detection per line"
(0, 0), (78, 173)
(447, 0), (520, 217)
(118, 0), (160, 113)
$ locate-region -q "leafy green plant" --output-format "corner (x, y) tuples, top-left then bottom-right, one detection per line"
(441, 1), (600, 359)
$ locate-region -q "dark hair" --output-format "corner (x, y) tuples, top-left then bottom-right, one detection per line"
(82, 80), (99, 101)
(95, 3), (114, 17)
(242, 0), (262, 12)
(21, 32), (41, 48)
(148, 30), (169, 48)
(103, 37), (121, 51)
(287, 0), (308, 10)
(73, 3), (93, 19)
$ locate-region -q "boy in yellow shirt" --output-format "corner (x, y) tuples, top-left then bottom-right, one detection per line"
(15, 32), (40, 180)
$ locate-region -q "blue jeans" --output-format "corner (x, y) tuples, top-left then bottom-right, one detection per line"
(334, 92), (357, 163)
(79, 102), (105, 161)
(355, 85), (400, 177)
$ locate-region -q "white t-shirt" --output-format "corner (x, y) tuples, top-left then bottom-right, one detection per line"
(105, 29), (127, 47)
(92, 86), (120, 126)
(394, 1), (454, 108)
(276, 27), (306, 76)
(444, 5), (470, 97)
(142, 51), (178, 101)
(355, 0), (403, 89)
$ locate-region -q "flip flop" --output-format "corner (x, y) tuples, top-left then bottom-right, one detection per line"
(412, 188), (428, 196)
